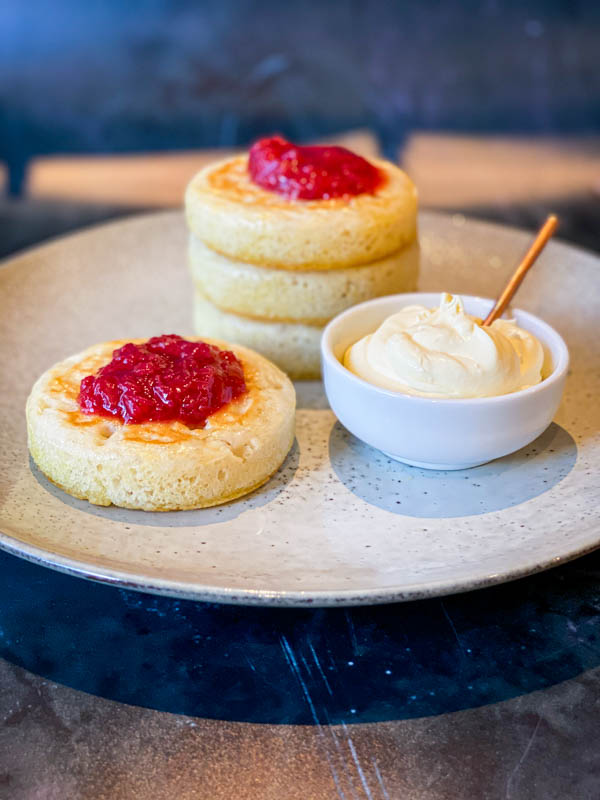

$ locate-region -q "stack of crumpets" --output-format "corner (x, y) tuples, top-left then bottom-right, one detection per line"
(185, 136), (419, 379)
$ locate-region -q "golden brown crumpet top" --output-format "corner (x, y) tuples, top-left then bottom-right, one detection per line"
(185, 155), (418, 270)
(26, 338), (296, 511)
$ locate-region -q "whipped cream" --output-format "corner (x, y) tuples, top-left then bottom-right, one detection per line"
(343, 293), (544, 398)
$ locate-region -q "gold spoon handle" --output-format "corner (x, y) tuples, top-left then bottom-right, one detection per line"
(482, 214), (558, 327)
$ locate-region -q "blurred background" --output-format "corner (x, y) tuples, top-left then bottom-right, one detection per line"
(1, 0), (599, 258)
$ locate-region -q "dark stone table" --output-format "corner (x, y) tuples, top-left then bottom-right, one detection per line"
(1, 202), (599, 798)
(1, 548), (600, 798)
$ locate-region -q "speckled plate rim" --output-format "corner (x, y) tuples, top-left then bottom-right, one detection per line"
(0, 522), (599, 607)
(1, 209), (599, 607)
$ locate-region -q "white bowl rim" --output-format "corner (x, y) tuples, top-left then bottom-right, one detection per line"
(321, 292), (570, 406)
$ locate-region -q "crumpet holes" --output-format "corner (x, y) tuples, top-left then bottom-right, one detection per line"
(98, 422), (117, 440)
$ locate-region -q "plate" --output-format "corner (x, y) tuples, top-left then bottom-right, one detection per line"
(0, 211), (598, 606)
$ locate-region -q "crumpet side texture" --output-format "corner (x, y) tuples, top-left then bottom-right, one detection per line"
(193, 291), (322, 380)
(188, 234), (420, 325)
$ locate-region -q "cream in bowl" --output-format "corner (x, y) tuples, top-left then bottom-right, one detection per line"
(343, 293), (544, 399)
(321, 293), (569, 470)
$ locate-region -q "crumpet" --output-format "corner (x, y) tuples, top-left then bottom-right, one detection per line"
(185, 155), (418, 270)
(188, 234), (419, 325)
(27, 338), (296, 511)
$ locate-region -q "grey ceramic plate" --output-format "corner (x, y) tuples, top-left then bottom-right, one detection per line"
(0, 211), (598, 606)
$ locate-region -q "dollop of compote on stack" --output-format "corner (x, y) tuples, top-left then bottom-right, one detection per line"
(185, 136), (419, 379)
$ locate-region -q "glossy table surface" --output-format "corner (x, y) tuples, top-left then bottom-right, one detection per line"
(1, 201), (600, 799)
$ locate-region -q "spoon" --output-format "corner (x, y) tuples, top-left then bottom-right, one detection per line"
(482, 214), (558, 326)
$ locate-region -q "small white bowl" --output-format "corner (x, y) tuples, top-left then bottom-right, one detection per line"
(321, 293), (569, 470)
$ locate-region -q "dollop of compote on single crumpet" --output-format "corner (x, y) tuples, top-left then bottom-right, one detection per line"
(185, 142), (418, 270)
(26, 335), (295, 511)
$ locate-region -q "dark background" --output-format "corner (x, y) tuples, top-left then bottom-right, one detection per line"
(2, 0), (599, 187)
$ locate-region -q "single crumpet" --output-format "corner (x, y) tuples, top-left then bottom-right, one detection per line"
(26, 335), (295, 511)
(188, 234), (419, 326)
(185, 136), (418, 270)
